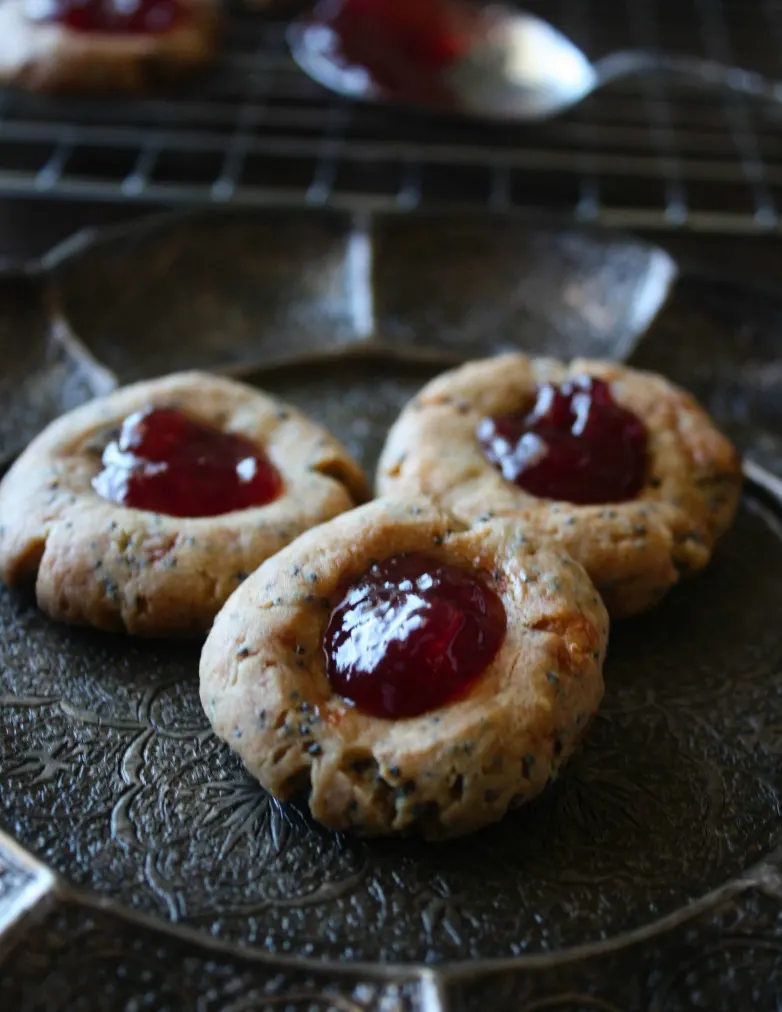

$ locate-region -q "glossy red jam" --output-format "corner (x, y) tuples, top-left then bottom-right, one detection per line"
(322, 0), (480, 105)
(92, 406), (282, 518)
(27, 0), (185, 34)
(477, 376), (648, 505)
(323, 553), (506, 719)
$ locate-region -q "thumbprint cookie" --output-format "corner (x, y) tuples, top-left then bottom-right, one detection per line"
(0, 0), (218, 92)
(377, 354), (741, 618)
(200, 497), (608, 840)
(0, 371), (368, 636)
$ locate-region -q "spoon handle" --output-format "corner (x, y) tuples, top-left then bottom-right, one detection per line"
(594, 50), (782, 105)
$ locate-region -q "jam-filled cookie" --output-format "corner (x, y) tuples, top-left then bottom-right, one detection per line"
(377, 355), (742, 618)
(0, 372), (368, 636)
(0, 0), (217, 92)
(200, 497), (608, 840)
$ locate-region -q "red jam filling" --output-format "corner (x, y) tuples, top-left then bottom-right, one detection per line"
(26, 0), (185, 34)
(92, 406), (282, 518)
(477, 376), (648, 505)
(323, 553), (506, 720)
(316, 0), (481, 105)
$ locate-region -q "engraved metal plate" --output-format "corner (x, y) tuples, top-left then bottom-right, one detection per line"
(1, 210), (782, 1010)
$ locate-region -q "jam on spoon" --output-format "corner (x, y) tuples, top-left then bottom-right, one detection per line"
(301, 0), (483, 107)
(25, 0), (185, 34)
(477, 376), (648, 505)
(92, 406), (282, 518)
(323, 552), (506, 719)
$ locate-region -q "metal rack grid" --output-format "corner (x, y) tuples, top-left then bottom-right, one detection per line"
(2, 1), (782, 232)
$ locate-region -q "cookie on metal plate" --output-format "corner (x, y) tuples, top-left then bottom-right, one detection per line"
(200, 496), (608, 840)
(377, 354), (742, 618)
(0, 371), (368, 636)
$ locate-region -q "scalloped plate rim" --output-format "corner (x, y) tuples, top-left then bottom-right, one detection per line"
(1, 207), (782, 986)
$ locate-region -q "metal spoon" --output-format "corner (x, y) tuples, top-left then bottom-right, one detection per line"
(288, 2), (782, 121)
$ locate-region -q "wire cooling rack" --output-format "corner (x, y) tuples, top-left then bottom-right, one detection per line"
(1, 0), (782, 233)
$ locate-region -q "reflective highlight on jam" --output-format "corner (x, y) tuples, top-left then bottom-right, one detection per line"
(92, 406), (282, 518)
(26, 0), (184, 34)
(323, 552), (507, 719)
(477, 376), (648, 505)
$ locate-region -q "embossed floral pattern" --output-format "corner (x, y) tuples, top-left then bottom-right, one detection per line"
(0, 500), (781, 964)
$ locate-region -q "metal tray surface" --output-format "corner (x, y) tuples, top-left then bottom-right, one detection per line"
(1, 210), (782, 1010)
